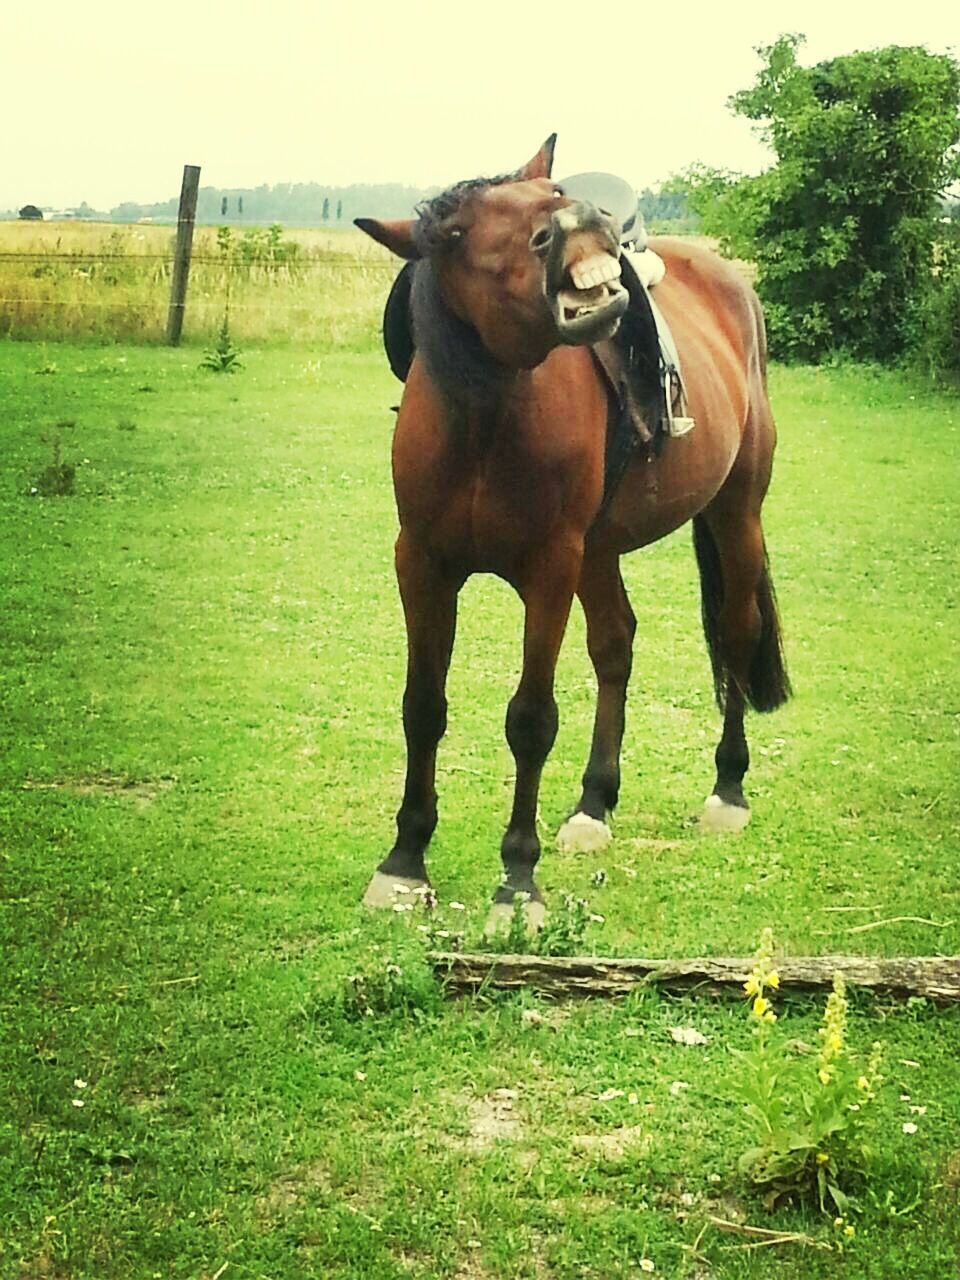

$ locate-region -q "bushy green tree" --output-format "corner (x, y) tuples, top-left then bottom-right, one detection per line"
(723, 35), (960, 362)
(660, 164), (748, 244)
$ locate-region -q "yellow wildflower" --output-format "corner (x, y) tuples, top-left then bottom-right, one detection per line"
(857, 1076), (870, 1091)
(744, 928), (781, 1028)
(816, 1152), (829, 1165)
(844, 1225), (855, 1239)
(816, 972), (849, 1085)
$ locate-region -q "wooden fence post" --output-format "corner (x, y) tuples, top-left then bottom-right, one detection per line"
(166, 164), (201, 346)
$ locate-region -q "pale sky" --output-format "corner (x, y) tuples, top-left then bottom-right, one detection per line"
(3, 0), (956, 210)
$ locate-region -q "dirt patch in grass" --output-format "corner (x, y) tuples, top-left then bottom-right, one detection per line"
(463, 1088), (524, 1151)
(570, 1124), (652, 1162)
(23, 771), (175, 806)
(257, 1161), (334, 1218)
(127, 1089), (165, 1113)
(452, 1260), (493, 1280)
(630, 836), (686, 853)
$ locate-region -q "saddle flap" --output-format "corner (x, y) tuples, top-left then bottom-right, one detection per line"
(383, 261), (417, 382)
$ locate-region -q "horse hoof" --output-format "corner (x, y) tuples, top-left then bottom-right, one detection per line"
(700, 795), (751, 834)
(557, 812), (612, 853)
(361, 871), (431, 909)
(483, 897), (546, 941)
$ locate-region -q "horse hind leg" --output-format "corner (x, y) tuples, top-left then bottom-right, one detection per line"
(557, 552), (636, 854)
(692, 508), (790, 833)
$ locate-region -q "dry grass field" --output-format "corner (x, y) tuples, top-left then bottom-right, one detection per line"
(0, 220), (396, 345)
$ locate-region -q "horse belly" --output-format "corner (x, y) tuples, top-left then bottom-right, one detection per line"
(600, 413), (741, 552)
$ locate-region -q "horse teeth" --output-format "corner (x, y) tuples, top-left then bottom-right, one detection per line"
(570, 254), (621, 291)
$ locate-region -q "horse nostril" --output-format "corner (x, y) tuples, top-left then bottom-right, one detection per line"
(530, 226), (553, 255)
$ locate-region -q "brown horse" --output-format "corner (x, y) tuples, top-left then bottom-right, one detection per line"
(356, 136), (790, 932)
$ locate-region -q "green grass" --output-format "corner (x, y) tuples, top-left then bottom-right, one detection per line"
(1, 344), (958, 1278)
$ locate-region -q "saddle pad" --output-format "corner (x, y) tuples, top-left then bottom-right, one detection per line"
(624, 246), (665, 289)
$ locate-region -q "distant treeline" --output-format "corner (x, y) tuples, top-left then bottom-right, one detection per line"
(3, 181), (695, 227)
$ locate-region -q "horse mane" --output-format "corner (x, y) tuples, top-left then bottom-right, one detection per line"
(413, 172), (514, 254)
(410, 261), (510, 400)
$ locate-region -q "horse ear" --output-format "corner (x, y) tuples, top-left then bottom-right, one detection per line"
(516, 134), (557, 181)
(354, 217), (421, 260)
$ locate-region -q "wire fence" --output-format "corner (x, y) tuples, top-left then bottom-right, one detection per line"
(0, 252), (396, 267)
(0, 229), (399, 343)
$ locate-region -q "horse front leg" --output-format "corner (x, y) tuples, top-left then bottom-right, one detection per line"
(362, 532), (459, 907)
(557, 550), (636, 854)
(485, 544), (582, 936)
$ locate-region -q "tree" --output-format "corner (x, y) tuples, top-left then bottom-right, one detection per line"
(723, 35), (960, 361)
(660, 165), (745, 240)
(18, 205), (43, 220)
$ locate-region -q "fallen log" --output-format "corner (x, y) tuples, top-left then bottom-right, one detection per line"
(428, 952), (960, 1003)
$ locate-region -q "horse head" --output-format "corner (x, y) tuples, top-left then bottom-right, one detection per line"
(356, 136), (629, 370)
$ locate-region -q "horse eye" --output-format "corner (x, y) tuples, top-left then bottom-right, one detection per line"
(553, 188), (564, 199)
(530, 225), (553, 254)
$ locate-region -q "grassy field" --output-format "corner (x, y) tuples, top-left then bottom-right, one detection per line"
(1, 340), (958, 1279)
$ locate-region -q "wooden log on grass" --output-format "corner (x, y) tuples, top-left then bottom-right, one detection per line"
(428, 952), (960, 1003)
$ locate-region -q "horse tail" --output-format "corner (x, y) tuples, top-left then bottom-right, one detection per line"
(692, 514), (791, 714)
(750, 555), (792, 712)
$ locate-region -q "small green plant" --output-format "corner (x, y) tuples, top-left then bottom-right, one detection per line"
(536, 893), (593, 956)
(339, 957), (440, 1023)
(481, 891), (596, 956)
(733, 928), (883, 1214)
(506, 893), (539, 953)
(199, 309), (243, 374)
(29, 434), (76, 496)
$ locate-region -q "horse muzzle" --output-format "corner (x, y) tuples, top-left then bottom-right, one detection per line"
(543, 201), (629, 345)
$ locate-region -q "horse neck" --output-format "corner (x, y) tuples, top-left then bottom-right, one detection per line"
(411, 263), (519, 429)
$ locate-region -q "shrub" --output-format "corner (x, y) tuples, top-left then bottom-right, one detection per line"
(720, 36), (960, 363)
(915, 236), (960, 383)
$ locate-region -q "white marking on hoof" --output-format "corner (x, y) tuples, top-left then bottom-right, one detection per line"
(483, 897), (546, 941)
(700, 795), (751, 834)
(361, 872), (430, 909)
(556, 812), (612, 854)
